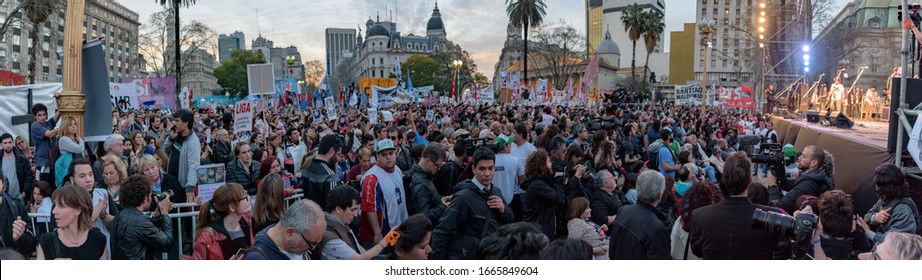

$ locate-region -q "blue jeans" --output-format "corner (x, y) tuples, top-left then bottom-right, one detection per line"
(704, 165), (717, 183)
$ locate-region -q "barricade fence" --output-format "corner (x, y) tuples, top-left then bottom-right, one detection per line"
(26, 189), (306, 260)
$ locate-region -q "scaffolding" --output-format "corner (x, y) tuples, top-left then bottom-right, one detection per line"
(897, 1), (922, 180)
(760, 0), (812, 113)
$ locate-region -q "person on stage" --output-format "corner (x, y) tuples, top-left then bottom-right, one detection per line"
(863, 86), (879, 119)
(830, 78), (845, 112)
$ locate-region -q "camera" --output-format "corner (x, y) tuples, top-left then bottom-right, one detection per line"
(752, 208), (818, 258)
(153, 189), (174, 201)
(461, 137), (498, 156)
(749, 143), (794, 188)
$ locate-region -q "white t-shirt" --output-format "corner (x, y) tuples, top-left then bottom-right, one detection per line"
(510, 141), (537, 163)
(542, 114), (555, 127)
(493, 153), (525, 204)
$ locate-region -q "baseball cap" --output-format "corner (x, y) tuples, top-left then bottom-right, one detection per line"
(452, 129), (470, 139)
(375, 138), (397, 153)
(495, 134), (515, 150)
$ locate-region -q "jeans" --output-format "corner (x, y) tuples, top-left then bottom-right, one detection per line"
(703, 165), (717, 183)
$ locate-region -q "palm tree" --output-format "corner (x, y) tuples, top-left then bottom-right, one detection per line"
(157, 0), (197, 105)
(24, 0), (61, 84)
(642, 10), (664, 93)
(621, 3), (644, 91)
(506, 0), (547, 87)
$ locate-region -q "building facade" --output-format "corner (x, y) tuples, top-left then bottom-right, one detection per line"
(0, 0), (141, 83)
(185, 47), (219, 97)
(325, 28), (356, 73)
(591, 0), (665, 70)
(694, 0), (761, 84)
(670, 23), (696, 85)
(218, 31), (245, 63)
(814, 0), (899, 94)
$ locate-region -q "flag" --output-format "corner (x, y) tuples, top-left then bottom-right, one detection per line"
(567, 76), (573, 102)
(395, 57), (403, 88)
(408, 70), (417, 102)
(582, 54), (600, 88)
(450, 70), (457, 101)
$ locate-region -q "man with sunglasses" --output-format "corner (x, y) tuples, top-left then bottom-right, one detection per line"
(243, 199), (326, 260)
(407, 143), (449, 224)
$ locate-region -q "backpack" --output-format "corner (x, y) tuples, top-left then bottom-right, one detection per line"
(647, 140), (663, 170)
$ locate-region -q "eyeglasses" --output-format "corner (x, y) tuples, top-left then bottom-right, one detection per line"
(239, 196), (250, 202)
(296, 229), (319, 251)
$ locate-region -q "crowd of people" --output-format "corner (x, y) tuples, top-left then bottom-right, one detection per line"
(0, 90), (920, 260)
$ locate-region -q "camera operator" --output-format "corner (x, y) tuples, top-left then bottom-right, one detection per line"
(689, 152), (782, 259)
(110, 174), (175, 260)
(768, 145), (833, 214)
(755, 121), (778, 178)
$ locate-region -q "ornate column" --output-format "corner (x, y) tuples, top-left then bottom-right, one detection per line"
(60, 0), (86, 138)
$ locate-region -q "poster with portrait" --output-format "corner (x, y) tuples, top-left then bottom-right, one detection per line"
(196, 164), (226, 202)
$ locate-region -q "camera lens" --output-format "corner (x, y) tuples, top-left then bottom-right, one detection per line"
(751, 208), (795, 239)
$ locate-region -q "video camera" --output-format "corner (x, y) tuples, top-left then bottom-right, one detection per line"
(752, 208), (818, 259)
(586, 116), (621, 133)
(750, 143), (794, 188)
(461, 137), (498, 157)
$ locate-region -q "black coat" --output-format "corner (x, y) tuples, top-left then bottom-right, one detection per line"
(211, 141), (233, 165)
(225, 159), (261, 195)
(0, 150), (34, 200)
(158, 173), (187, 204)
(407, 164), (447, 224)
(608, 203), (671, 260)
(430, 180), (513, 260)
(590, 188), (622, 232)
(523, 176), (564, 239)
(770, 168), (832, 214)
(434, 160), (463, 196)
(0, 192), (36, 256)
(110, 207), (173, 260)
(690, 196), (782, 260)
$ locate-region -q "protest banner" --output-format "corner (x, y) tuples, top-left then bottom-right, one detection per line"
(234, 100), (254, 143)
(109, 82), (140, 111)
(196, 164), (226, 202)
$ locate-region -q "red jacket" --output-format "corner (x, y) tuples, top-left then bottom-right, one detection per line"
(193, 217), (255, 260)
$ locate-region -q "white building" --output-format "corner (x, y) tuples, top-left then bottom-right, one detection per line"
(325, 28), (356, 72)
(595, 0), (665, 72)
(694, 0), (761, 83)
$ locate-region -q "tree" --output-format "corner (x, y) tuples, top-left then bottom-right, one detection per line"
(506, 0), (547, 84)
(400, 54), (442, 90)
(157, 0), (197, 104)
(138, 9), (216, 79)
(22, 0), (63, 84)
(621, 3), (644, 91)
(531, 20), (586, 90)
(214, 49), (266, 98)
(811, 0), (836, 36)
(641, 10), (664, 92)
(302, 59), (325, 88)
(430, 41), (487, 93)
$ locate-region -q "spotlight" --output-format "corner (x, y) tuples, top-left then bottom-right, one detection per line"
(802, 45), (810, 52)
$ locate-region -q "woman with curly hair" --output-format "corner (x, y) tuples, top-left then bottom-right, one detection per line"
(859, 163), (920, 244)
(522, 151), (564, 239)
(385, 214), (433, 260)
(670, 181), (723, 260)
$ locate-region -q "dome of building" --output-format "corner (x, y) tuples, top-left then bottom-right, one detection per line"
(427, 1), (444, 31)
(368, 24), (389, 37)
(596, 30), (620, 55)
(366, 18), (374, 27)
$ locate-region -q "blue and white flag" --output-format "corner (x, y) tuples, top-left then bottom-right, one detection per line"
(395, 56), (402, 88)
(408, 70), (417, 102)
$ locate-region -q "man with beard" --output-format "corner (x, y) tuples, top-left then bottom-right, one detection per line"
(146, 115), (166, 148)
(0, 133), (33, 201)
(768, 145), (832, 214)
(304, 134), (343, 209)
(407, 144), (449, 223)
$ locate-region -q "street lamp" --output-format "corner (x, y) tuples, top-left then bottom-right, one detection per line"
(698, 19), (717, 111)
(453, 59), (463, 101)
(285, 55), (296, 79)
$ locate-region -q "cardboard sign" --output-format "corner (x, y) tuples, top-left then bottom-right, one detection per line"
(196, 164), (226, 202)
(426, 110), (434, 122)
(234, 100), (254, 143)
(109, 82), (140, 111)
(368, 108), (378, 124)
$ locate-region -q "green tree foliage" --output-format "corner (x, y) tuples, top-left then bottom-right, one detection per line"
(506, 0), (547, 83)
(214, 49), (266, 98)
(621, 3), (644, 91)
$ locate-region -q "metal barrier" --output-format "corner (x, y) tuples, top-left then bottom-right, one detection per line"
(27, 188), (308, 260)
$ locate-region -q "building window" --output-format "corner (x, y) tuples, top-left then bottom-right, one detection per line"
(869, 17), (881, 29)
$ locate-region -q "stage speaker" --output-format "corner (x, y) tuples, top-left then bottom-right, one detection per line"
(888, 78), (922, 153)
(836, 113), (854, 129)
(807, 110), (820, 123)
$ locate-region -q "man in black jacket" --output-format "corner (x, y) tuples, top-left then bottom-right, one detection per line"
(690, 152), (782, 260)
(1, 133), (33, 201)
(430, 148), (513, 260)
(110, 175), (174, 260)
(434, 142), (466, 196)
(769, 145), (832, 214)
(0, 173), (35, 256)
(226, 142), (261, 195)
(407, 144), (449, 223)
(211, 129), (233, 164)
(303, 134), (343, 209)
(590, 170), (622, 235)
(608, 170), (671, 260)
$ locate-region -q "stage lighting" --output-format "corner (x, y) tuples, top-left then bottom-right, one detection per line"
(803, 54), (810, 61)
(802, 45), (810, 52)
(804, 67), (810, 72)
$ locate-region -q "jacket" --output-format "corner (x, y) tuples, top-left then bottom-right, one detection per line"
(407, 164), (447, 224)
(312, 214), (361, 260)
(164, 132), (201, 192)
(110, 207), (173, 260)
(434, 160), (463, 196)
(0, 193), (36, 256)
(302, 158), (339, 209)
(608, 203), (671, 260)
(523, 176), (564, 239)
(226, 159), (261, 195)
(771, 168), (831, 214)
(193, 217), (255, 260)
(243, 226), (299, 260)
(430, 180), (514, 260)
(211, 141), (233, 165)
(0, 150), (34, 199)
(689, 196), (781, 260)
(863, 197), (920, 243)
(396, 145), (414, 172)
(590, 188), (623, 233)
(158, 173), (187, 204)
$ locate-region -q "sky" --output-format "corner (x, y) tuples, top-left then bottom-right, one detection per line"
(122, 0), (852, 80)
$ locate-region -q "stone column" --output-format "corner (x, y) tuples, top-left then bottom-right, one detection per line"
(60, 0), (86, 138)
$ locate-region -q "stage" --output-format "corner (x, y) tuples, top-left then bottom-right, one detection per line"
(770, 115), (894, 213)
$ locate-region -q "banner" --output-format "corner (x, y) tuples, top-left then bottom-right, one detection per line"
(719, 85), (755, 109)
(233, 100), (254, 142)
(371, 85), (398, 108)
(909, 116), (922, 168)
(247, 63), (275, 95)
(196, 164), (226, 203)
(552, 90), (566, 105)
(368, 107), (377, 124)
(109, 83), (140, 111)
(125, 77), (177, 108)
(324, 96), (336, 120)
(480, 87), (495, 104)
(588, 90), (600, 107)
(674, 82), (705, 106)
(275, 78), (300, 105)
(0, 83), (60, 143)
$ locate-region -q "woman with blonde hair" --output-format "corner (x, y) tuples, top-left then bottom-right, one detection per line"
(252, 173), (287, 233)
(137, 154), (185, 203)
(100, 155), (128, 209)
(54, 115), (86, 186)
(193, 183), (254, 260)
(37, 185), (107, 260)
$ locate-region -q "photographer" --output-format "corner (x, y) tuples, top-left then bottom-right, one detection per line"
(110, 174), (174, 260)
(811, 190), (872, 260)
(689, 152), (782, 259)
(768, 145), (833, 214)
